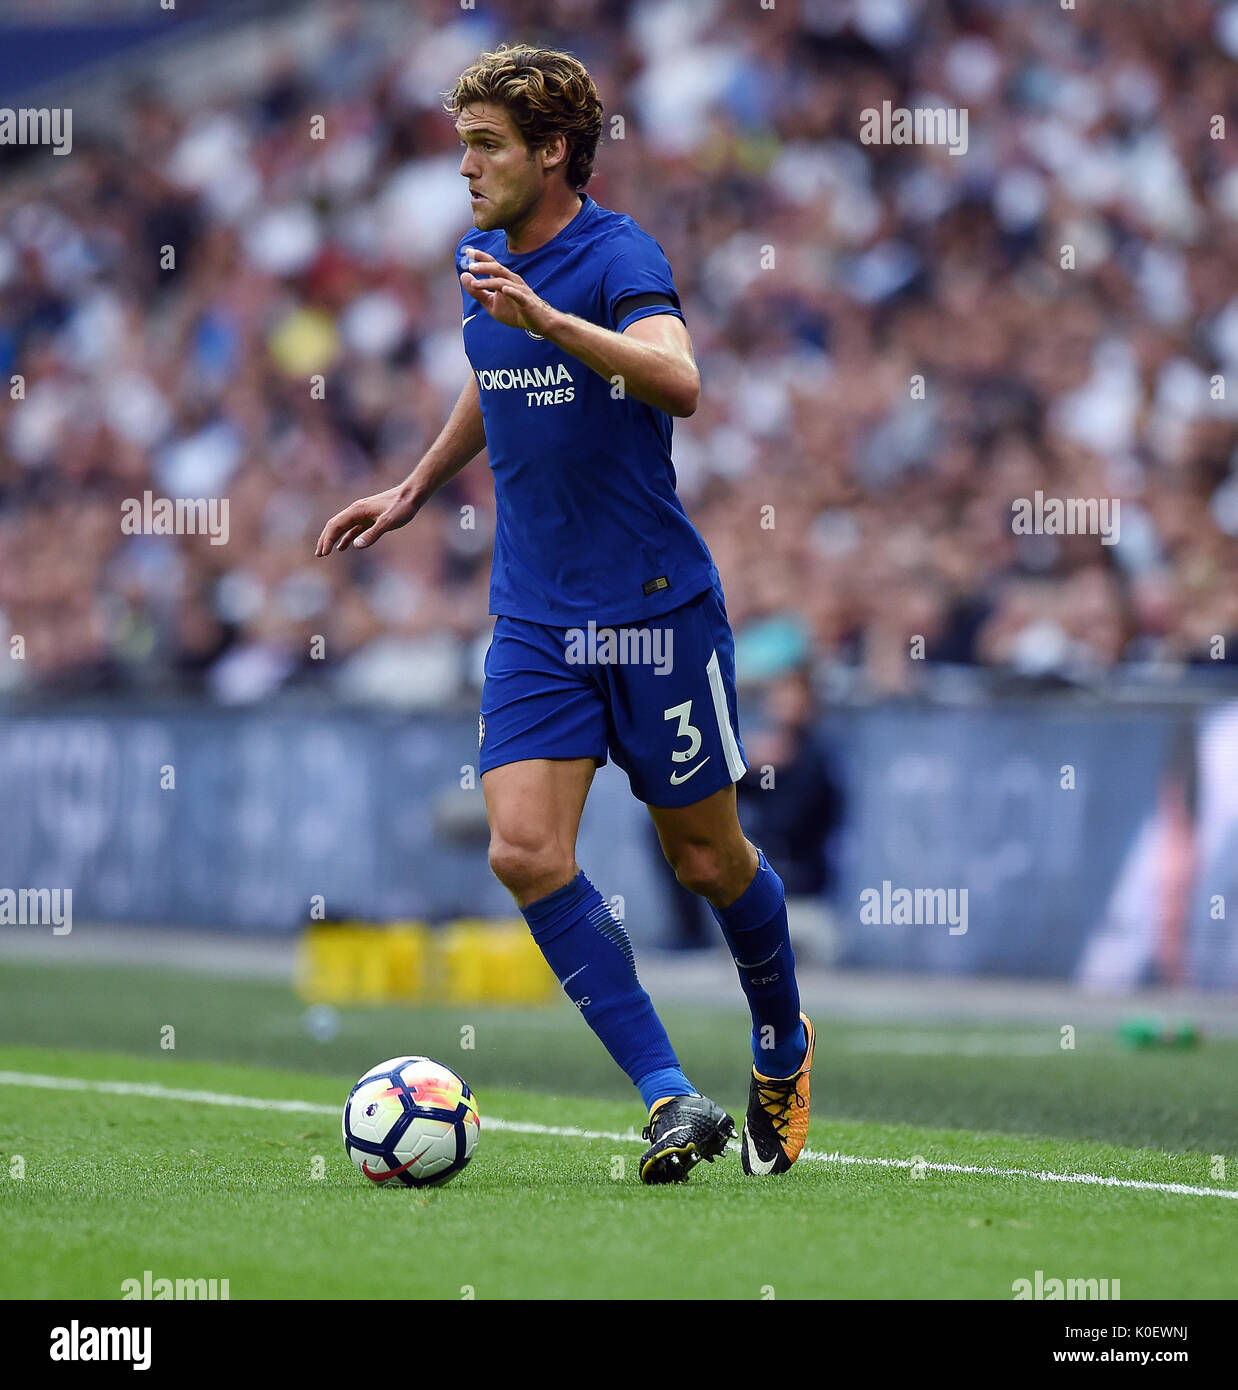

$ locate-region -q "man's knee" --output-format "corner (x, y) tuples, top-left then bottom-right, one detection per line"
(668, 841), (728, 899)
(666, 835), (757, 903)
(488, 832), (575, 902)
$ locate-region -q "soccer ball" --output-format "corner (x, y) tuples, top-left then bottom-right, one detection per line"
(343, 1056), (480, 1188)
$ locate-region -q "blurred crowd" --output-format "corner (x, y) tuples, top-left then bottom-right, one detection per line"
(2, 0), (1237, 705)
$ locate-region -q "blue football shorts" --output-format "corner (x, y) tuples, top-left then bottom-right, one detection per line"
(478, 583), (748, 807)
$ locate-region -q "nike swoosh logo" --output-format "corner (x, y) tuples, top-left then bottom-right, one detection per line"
(560, 965), (588, 987)
(462, 313), (478, 327)
(361, 1147), (429, 1183)
(651, 1125), (690, 1146)
(669, 756), (710, 786)
(743, 1126), (778, 1175)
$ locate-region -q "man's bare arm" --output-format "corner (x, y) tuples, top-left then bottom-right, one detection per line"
(544, 312), (700, 418)
(461, 251), (700, 417)
(315, 375), (485, 555)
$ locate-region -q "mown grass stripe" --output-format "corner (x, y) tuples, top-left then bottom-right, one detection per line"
(1, 1068), (1233, 1202)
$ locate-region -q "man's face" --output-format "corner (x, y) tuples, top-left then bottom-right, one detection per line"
(456, 102), (543, 232)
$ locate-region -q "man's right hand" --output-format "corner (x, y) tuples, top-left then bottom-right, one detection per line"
(315, 486), (418, 556)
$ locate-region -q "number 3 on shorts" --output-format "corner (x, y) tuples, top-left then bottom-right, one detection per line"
(663, 700), (702, 764)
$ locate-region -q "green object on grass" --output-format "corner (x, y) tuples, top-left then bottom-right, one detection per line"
(1117, 1017), (1200, 1050)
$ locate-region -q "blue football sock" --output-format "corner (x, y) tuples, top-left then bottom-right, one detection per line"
(635, 1065), (698, 1112)
(710, 849), (806, 1076)
(521, 872), (694, 1110)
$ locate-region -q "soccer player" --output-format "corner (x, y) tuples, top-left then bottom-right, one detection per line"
(316, 44), (813, 1183)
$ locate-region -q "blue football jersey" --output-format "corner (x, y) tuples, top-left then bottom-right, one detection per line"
(456, 194), (717, 626)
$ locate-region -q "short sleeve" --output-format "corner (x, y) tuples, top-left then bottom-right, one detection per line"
(601, 226), (685, 333)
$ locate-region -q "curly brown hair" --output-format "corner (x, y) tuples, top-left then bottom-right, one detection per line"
(444, 44), (603, 191)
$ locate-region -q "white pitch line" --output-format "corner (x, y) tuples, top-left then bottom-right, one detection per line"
(0, 1069), (1233, 1202)
(0, 1071), (337, 1115)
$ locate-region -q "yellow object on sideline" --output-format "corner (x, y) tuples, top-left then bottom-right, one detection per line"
(293, 920), (558, 1005)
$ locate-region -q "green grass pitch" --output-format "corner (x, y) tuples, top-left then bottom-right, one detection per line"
(0, 959), (1235, 1299)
